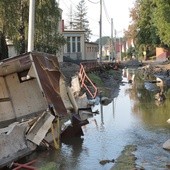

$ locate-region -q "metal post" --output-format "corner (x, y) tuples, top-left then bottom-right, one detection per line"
(28, 0), (35, 52)
(99, 0), (102, 62)
(114, 30), (117, 60)
(111, 18), (113, 61)
(119, 37), (121, 61)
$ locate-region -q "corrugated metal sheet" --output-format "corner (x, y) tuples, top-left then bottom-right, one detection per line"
(31, 52), (68, 117)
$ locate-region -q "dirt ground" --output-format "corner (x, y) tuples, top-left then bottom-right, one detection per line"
(143, 60), (170, 70)
(59, 62), (79, 78)
(59, 60), (170, 96)
(60, 62), (123, 99)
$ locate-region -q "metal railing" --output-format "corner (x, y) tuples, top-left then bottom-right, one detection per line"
(79, 63), (98, 99)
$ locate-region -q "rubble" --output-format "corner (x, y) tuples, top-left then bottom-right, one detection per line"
(0, 52), (91, 168)
(163, 139), (170, 150)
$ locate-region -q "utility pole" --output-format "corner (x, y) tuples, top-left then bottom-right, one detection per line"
(70, 5), (73, 30)
(114, 29), (117, 60)
(28, 0), (35, 52)
(119, 36), (122, 61)
(110, 18), (114, 61)
(99, 0), (102, 62)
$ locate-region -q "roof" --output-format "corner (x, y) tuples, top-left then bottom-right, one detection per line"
(0, 51), (68, 117)
(63, 30), (86, 33)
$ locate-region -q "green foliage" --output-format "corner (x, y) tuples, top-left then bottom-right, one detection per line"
(136, 0), (160, 46)
(95, 36), (109, 45)
(34, 0), (66, 53)
(126, 46), (135, 58)
(153, 0), (170, 46)
(87, 73), (104, 86)
(0, 0), (66, 54)
(40, 162), (59, 170)
(0, 31), (8, 59)
(126, 0), (165, 57)
(73, 0), (92, 41)
(127, 0), (170, 49)
(108, 69), (122, 80)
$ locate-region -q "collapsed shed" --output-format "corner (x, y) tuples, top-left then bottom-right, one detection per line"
(0, 51), (89, 168)
(0, 51), (68, 124)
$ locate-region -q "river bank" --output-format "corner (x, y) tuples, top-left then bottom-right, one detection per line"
(60, 60), (170, 170)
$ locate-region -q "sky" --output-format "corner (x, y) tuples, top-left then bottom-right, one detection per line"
(58, 0), (135, 42)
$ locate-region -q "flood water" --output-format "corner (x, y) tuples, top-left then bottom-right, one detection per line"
(28, 68), (170, 170)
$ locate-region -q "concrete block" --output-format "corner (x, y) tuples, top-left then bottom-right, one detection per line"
(0, 124), (28, 160)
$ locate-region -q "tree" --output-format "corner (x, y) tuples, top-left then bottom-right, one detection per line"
(153, 0), (170, 47)
(0, 31), (8, 59)
(34, 0), (66, 54)
(0, 0), (24, 51)
(125, 0), (161, 59)
(124, 0), (140, 42)
(95, 36), (110, 45)
(73, 0), (91, 42)
(0, 0), (66, 55)
(127, 45), (135, 58)
(136, 0), (160, 46)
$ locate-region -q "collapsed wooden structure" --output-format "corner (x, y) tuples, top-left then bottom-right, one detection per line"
(0, 52), (91, 168)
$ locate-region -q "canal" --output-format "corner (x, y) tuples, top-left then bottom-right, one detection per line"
(28, 68), (170, 170)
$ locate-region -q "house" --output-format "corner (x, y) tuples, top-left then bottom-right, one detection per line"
(101, 37), (123, 60)
(85, 42), (98, 60)
(63, 30), (98, 61)
(156, 47), (170, 61)
(102, 40), (110, 57)
(63, 30), (86, 61)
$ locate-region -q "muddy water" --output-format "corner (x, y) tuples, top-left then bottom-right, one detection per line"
(29, 68), (170, 170)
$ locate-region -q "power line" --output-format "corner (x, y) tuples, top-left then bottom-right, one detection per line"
(68, 0), (77, 6)
(61, 0), (70, 10)
(103, 0), (111, 24)
(87, 0), (100, 4)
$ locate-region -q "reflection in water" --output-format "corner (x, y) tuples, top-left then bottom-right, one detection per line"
(112, 98), (115, 119)
(126, 67), (170, 127)
(25, 68), (170, 170)
(100, 103), (104, 125)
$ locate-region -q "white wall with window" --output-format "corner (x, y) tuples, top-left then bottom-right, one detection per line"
(85, 42), (98, 60)
(63, 30), (85, 60)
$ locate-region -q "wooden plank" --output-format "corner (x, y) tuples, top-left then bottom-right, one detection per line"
(26, 111), (55, 145)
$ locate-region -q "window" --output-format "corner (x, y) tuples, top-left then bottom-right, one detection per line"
(18, 70), (34, 83)
(66, 36), (81, 53)
(77, 37), (81, 52)
(72, 37), (76, 52)
(67, 37), (70, 52)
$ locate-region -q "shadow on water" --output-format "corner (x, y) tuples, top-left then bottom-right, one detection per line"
(19, 67), (170, 170)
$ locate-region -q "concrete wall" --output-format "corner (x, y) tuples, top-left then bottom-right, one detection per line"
(0, 77), (15, 121)
(0, 124), (28, 160)
(7, 73), (47, 118)
(85, 43), (98, 60)
(8, 45), (18, 58)
(156, 47), (170, 61)
(0, 73), (47, 122)
(156, 47), (164, 57)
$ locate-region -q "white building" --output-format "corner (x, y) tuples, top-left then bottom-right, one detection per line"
(63, 30), (85, 61)
(63, 30), (98, 61)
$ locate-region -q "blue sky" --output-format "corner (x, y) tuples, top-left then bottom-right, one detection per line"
(59, 0), (135, 41)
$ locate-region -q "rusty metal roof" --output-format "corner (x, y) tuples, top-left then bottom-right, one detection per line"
(0, 52), (68, 117)
(31, 52), (68, 117)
